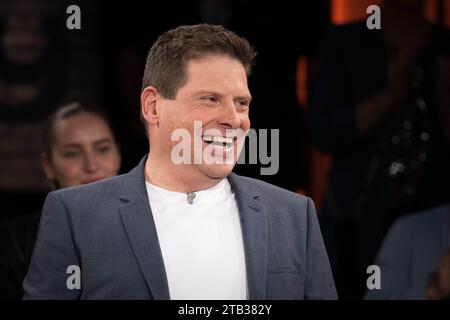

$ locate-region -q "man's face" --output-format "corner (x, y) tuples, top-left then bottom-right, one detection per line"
(157, 54), (251, 182)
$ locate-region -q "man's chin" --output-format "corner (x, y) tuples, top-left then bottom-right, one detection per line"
(201, 163), (235, 180)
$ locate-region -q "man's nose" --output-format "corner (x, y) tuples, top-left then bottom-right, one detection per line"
(218, 100), (241, 128)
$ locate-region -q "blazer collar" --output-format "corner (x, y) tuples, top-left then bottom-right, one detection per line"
(118, 156), (170, 299)
(228, 173), (268, 300)
(118, 156), (268, 300)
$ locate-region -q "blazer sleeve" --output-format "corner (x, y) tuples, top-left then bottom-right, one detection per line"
(304, 197), (338, 299)
(23, 191), (81, 299)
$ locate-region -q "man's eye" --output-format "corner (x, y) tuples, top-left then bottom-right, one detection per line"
(237, 100), (250, 108)
(202, 96), (218, 103)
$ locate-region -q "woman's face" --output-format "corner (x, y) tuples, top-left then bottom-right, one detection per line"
(42, 112), (121, 188)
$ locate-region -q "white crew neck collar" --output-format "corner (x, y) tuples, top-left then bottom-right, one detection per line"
(145, 178), (232, 205)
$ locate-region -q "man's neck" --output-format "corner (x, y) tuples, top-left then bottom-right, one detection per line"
(144, 155), (222, 193)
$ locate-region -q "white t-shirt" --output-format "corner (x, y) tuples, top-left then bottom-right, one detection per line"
(145, 178), (248, 300)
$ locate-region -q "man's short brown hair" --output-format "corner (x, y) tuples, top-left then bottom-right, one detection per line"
(141, 24), (256, 99)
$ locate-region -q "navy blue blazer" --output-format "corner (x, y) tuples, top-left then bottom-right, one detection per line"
(23, 156), (337, 299)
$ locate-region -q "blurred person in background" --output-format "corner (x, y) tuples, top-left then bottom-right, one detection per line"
(311, 0), (450, 298)
(0, 102), (121, 299)
(427, 247), (450, 300)
(365, 204), (450, 299)
(40, 102), (122, 189)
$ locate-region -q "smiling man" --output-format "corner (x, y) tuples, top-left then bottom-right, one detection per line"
(23, 24), (337, 300)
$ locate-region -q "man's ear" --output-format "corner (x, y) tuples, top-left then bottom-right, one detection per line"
(141, 86), (160, 127)
(40, 152), (55, 181)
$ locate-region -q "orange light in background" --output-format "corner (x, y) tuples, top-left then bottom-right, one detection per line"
(331, 0), (381, 25)
(295, 56), (333, 212)
(309, 149), (333, 212)
(446, 0), (450, 27)
(331, 0), (450, 27)
(296, 56), (309, 111)
(425, 0), (438, 22)
(440, 0), (450, 27)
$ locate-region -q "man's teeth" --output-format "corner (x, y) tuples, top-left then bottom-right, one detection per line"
(202, 135), (234, 146)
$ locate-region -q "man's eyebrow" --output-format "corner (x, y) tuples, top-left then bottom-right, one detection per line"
(194, 90), (222, 97)
(195, 90), (252, 101)
(237, 95), (252, 102)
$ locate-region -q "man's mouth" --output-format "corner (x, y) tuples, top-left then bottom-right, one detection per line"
(202, 135), (236, 148)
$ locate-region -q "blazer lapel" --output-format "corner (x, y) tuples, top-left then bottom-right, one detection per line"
(118, 156), (170, 300)
(228, 173), (268, 300)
